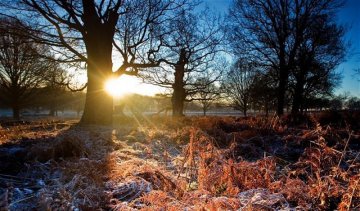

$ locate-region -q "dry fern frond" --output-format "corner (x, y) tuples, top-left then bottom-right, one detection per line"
(338, 174), (360, 211)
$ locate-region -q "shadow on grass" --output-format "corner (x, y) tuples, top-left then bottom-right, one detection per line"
(0, 113), (358, 210)
(0, 119), (116, 209)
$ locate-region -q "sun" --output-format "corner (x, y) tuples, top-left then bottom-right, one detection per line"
(104, 75), (164, 97)
(105, 76), (138, 97)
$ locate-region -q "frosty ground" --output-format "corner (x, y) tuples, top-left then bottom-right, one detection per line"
(0, 113), (359, 210)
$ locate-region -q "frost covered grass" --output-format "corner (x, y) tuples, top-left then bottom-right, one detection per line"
(0, 114), (359, 210)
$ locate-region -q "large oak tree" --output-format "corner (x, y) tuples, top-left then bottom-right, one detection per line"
(1, 0), (184, 124)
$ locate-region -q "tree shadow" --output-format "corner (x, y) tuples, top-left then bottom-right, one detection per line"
(0, 119), (117, 209)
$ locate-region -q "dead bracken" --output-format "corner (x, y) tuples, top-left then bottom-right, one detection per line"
(0, 115), (359, 210)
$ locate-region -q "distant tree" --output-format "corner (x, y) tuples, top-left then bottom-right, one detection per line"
(223, 58), (256, 117)
(228, 0), (345, 115)
(3, 0), (186, 125)
(70, 92), (86, 117)
(329, 93), (348, 110)
(250, 72), (277, 116)
(192, 76), (221, 116)
(0, 18), (51, 119)
(31, 64), (69, 116)
(346, 96), (360, 110)
(303, 97), (330, 111)
(330, 98), (343, 110)
(140, 7), (222, 116)
(121, 94), (156, 118)
(153, 93), (172, 116)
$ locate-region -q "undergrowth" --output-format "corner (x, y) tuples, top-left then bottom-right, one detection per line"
(0, 114), (358, 210)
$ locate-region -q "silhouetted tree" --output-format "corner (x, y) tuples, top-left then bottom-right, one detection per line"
(153, 93), (172, 116)
(329, 93), (348, 110)
(0, 18), (51, 119)
(42, 66), (68, 116)
(330, 98), (343, 110)
(291, 9), (345, 113)
(250, 72), (277, 116)
(192, 76), (221, 116)
(223, 58), (256, 117)
(3, 0), (186, 124)
(70, 92), (86, 117)
(303, 97), (330, 111)
(228, 0), (345, 115)
(346, 96), (360, 110)
(140, 8), (222, 116)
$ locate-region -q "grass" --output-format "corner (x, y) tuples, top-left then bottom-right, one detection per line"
(0, 114), (359, 210)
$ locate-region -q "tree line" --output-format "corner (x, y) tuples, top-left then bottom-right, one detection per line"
(0, 0), (357, 123)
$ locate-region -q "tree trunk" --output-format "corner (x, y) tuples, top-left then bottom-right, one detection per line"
(12, 105), (20, 120)
(292, 77), (305, 114)
(49, 97), (56, 116)
(11, 95), (20, 119)
(172, 49), (187, 117)
(80, 37), (114, 125)
(80, 58), (113, 125)
(172, 83), (185, 117)
(276, 35), (290, 116)
(277, 65), (288, 116)
(203, 106), (207, 116)
(265, 103), (269, 117)
(49, 109), (55, 117)
(79, 1), (118, 125)
(243, 98), (247, 117)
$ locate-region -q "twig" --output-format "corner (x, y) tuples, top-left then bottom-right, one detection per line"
(9, 195), (35, 207)
(0, 177), (27, 184)
(347, 177), (359, 211)
(337, 131), (352, 169)
(0, 174), (33, 180)
(309, 141), (342, 154)
(346, 151), (360, 173)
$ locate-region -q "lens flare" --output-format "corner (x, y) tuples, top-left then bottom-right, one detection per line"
(104, 75), (162, 97)
(105, 77), (125, 97)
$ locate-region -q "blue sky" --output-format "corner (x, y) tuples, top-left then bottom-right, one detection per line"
(203, 0), (360, 97)
(336, 0), (360, 96)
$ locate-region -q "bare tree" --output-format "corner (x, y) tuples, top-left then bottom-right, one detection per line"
(250, 72), (277, 116)
(42, 65), (68, 116)
(192, 76), (221, 116)
(346, 96), (360, 110)
(140, 7), (223, 116)
(1, 0), (185, 124)
(152, 93), (172, 116)
(290, 8), (345, 114)
(223, 58), (256, 117)
(0, 18), (52, 119)
(228, 0), (345, 115)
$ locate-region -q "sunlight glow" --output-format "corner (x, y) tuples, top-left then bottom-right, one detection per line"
(105, 76), (135, 97)
(104, 75), (162, 97)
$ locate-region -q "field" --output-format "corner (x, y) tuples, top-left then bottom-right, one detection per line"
(0, 112), (359, 210)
